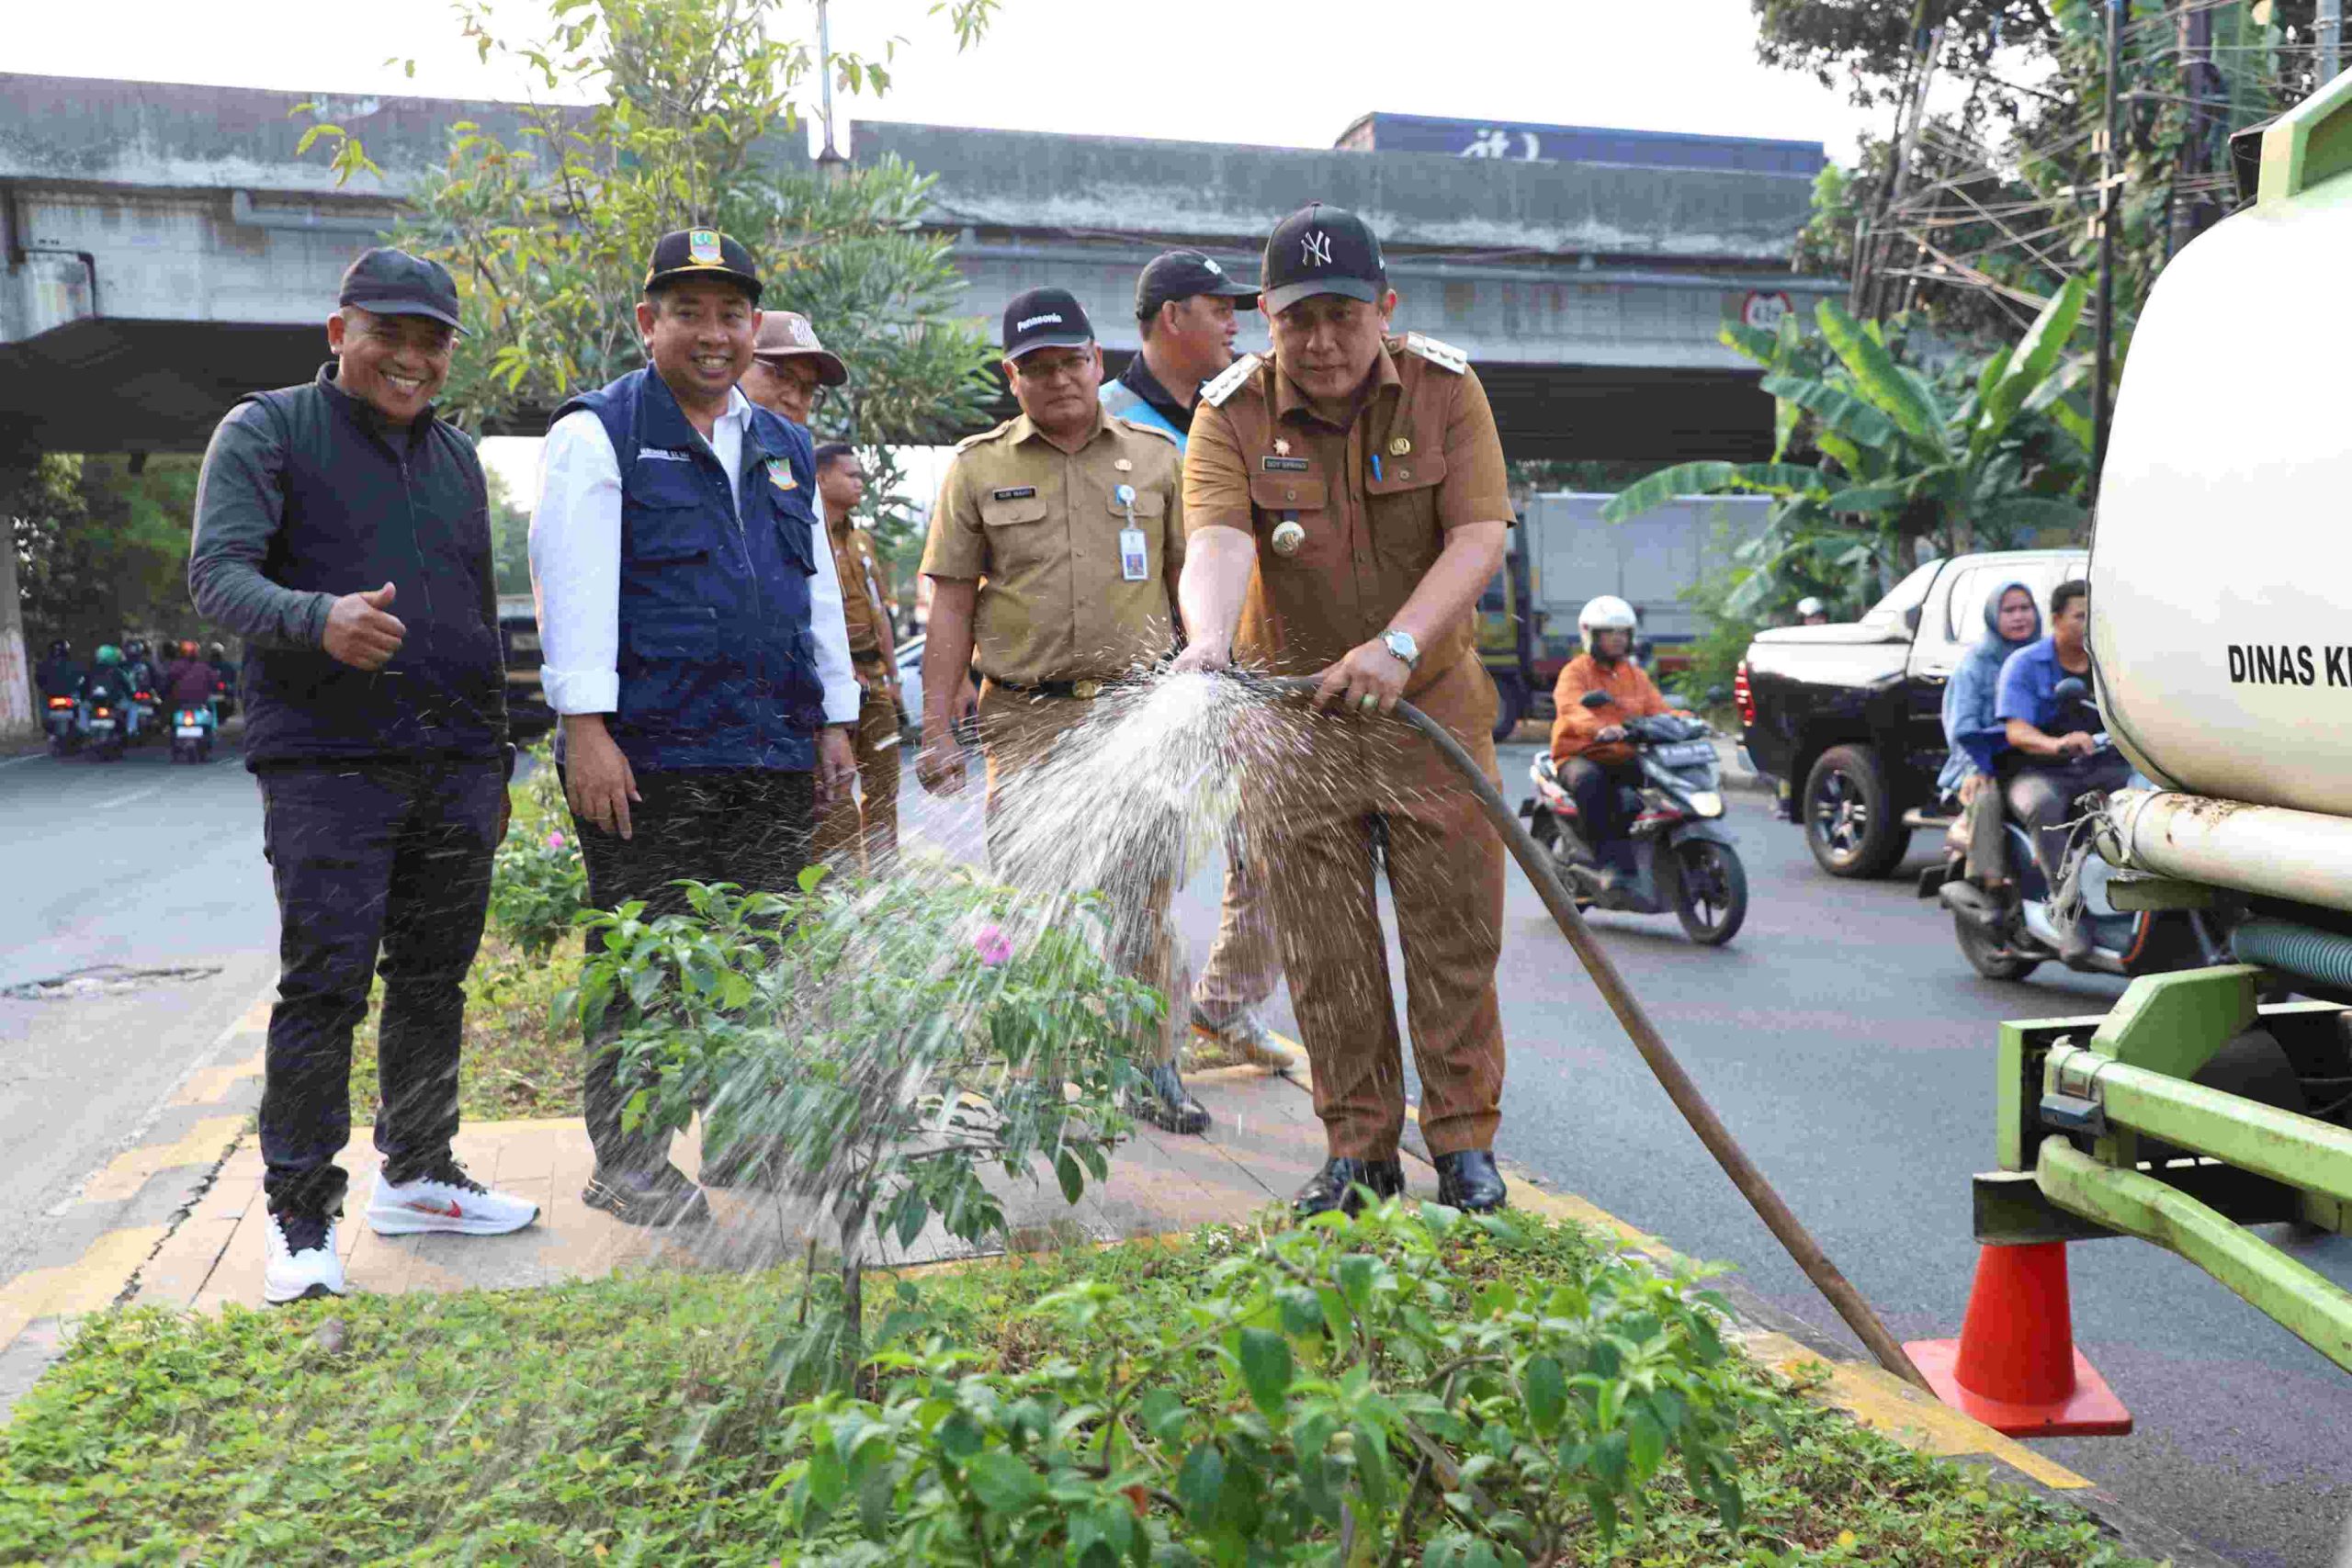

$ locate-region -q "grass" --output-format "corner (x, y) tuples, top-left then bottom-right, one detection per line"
(0, 1219), (2152, 1567)
(348, 932), (585, 1127)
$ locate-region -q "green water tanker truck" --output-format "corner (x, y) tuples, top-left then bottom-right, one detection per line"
(1979, 76), (2352, 1374)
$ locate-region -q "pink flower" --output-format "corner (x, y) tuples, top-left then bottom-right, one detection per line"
(546, 830), (567, 852)
(973, 923), (1012, 966)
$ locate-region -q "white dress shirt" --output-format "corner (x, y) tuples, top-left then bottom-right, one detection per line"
(529, 385), (860, 728)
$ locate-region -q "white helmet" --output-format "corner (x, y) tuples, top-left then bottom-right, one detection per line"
(1795, 596), (1826, 619)
(1578, 594), (1637, 652)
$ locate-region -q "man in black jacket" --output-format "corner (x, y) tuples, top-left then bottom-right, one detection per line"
(190, 247), (539, 1307)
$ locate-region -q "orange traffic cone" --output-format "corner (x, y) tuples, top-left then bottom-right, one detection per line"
(1903, 1241), (2132, 1438)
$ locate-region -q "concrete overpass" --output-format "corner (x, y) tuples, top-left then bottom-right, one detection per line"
(0, 73), (1837, 460)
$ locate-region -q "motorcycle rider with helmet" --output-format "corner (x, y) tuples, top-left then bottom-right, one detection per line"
(36, 637), (83, 702)
(163, 639), (219, 709)
(206, 640), (240, 716)
(77, 644), (139, 739)
(1795, 597), (1830, 626)
(1548, 596), (1688, 890)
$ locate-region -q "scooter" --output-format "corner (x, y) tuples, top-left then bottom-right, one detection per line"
(1519, 690), (1749, 945)
(43, 694), (80, 757)
(169, 700), (217, 764)
(83, 697), (127, 762)
(1919, 682), (2217, 981)
(130, 683), (162, 746)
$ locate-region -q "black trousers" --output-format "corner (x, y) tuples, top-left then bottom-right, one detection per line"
(257, 758), (503, 1214)
(2002, 752), (2133, 886)
(566, 767), (816, 1168)
(1563, 757), (1645, 861)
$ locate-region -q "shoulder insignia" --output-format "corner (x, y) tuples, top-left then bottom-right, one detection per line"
(1198, 353), (1262, 409)
(1403, 333), (1469, 374)
(1112, 415), (1180, 446)
(954, 418), (1016, 452)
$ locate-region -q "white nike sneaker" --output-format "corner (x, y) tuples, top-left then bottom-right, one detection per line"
(367, 1156), (540, 1237)
(263, 1208), (345, 1305)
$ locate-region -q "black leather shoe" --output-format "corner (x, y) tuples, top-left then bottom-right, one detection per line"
(1434, 1150), (1508, 1213)
(1293, 1157), (1406, 1218)
(1131, 1063), (1211, 1136)
(583, 1163), (712, 1227)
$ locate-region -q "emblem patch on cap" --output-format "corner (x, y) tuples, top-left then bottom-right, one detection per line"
(688, 230), (723, 265)
(1302, 231), (1333, 268)
(791, 318), (813, 344)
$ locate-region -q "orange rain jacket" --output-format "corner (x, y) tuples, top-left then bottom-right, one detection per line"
(1548, 653), (1679, 766)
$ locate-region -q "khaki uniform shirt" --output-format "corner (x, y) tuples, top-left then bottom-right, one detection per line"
(1185, 334), (1515, 811)
(921, 405), (1185, 687)
(825, 511), (891, 662)
(1182, 335), (1513, 699)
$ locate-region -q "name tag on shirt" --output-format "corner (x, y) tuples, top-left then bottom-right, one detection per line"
(1119, 527), (1149, 581)
(992, 486), (1037, 502)
(1261, 456), (1311, 473)
(638, 448), (693, 463)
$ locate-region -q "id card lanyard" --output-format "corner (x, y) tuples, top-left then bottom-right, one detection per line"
(1115, 483), (1149, 581)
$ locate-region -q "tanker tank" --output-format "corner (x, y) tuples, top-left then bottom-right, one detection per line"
(2091, 74), (2352, 820)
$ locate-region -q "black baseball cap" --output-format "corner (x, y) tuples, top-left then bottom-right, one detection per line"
(1261, 203), (1387, 314)
(1001, 287), (1094, 360)
(643, 228), (764, 302)
(1136, 250), (1259, 321)
(338, 247), (464, 333)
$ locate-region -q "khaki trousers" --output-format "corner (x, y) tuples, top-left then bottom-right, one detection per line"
(1193, 826), (1283, 1022)
(978, 682), (1186, 1068)
(1244, 655), (1508, 1159)
(810, 680), (902, 873)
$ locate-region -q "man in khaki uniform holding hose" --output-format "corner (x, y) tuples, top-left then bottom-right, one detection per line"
(916, 288), (1210, 1135)
(1174, 203), (1513, 1215)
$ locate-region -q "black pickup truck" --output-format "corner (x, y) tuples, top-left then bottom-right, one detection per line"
(1736, 548), (2086, 878)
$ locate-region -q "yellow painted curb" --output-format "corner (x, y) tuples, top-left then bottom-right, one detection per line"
(0, 1224), (170, 1352)
(171, 1047), (265, 1107)
(81, 1116), (247, 1203)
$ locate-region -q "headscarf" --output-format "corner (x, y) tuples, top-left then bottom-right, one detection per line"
(1939, 580), (2042, 791)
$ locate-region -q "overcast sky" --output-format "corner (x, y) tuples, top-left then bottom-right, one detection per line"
(14, 0), (1890, 505)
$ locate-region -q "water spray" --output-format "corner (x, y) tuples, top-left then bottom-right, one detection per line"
(1246, 673), (1931, 1392)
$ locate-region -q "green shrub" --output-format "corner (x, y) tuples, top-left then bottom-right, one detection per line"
(778, 1200), (1757, 1564)
(488, 745), (587, 957)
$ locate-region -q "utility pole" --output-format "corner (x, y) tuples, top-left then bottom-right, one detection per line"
(2324, 0), (2345, 85)
(0, 509), (28, 741)
(815, 0), (847, 181)
(2091, 0), (2121, 507)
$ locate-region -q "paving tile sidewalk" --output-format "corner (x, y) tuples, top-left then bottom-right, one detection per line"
(130, 1058), (1329, 1314)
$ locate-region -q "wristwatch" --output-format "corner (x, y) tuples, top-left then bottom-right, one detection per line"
(1380, 627), (1420, 671)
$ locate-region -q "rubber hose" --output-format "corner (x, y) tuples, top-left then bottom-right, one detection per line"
(1249, 674), (1931, 1392)
(2233, 918), (2352, 992)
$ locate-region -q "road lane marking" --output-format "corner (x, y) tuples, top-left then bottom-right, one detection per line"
(91, 784), (167, 810)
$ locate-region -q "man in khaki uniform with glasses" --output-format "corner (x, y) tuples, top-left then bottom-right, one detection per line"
(917, 287), (1208, 1136)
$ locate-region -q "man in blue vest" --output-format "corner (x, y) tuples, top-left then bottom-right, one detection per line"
(532, 228), (861, 1227)
(1101, 252), (1292, 1076)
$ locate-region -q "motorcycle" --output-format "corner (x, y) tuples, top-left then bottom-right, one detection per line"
(1920, 681), (2217, 981)
(83, 698), (127, 762)
(169, 701), (217, 764)
(1519, 690), (1749, 945)
(43, 694), (80, 757)
(130, 684), (162, 746)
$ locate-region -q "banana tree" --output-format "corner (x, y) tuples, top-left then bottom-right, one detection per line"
(1603, 276), (2092, 618)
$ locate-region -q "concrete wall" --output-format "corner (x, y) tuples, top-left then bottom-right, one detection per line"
(855, 122), (1815, 263)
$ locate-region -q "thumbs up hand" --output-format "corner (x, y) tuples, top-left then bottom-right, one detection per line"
(323, 581), (408, 670)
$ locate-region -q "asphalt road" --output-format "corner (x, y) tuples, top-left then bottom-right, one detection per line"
(0, 734), (277, 1287)
(4, 728), (2346, 1563)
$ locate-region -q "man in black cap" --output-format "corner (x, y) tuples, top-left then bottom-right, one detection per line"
(530, 228), (860, 1225)
(190, 245), (540, 1307)
(1099, 251), (1259, 446)
(917, 286), (1209, 1135)
(1173, 202), (1516, 1216)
